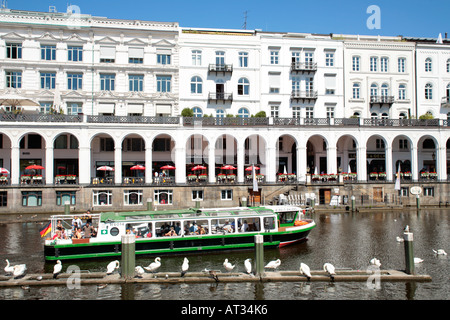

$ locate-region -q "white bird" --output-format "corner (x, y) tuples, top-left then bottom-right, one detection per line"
(369, 258), (381, 267)
(53, 260), (62, 279)
(299, 262), (312, 281)
(396, 236), (404, 242)
(181, 257), (189, 277)
(433, 249), (447, 256)
(106, 260), (119, 274)
(135, 266), (145, 278)
(244, 259), (252, 274)
(323, 263), (336, 281)
(414, 257), (424, 264)
(223, 259), (235, 272)
(144, 257), (161, 273)
(264, 259), (281, 270)
(4, 259), (14, 275)
(12, 264), (27, 279)
(404, 225), (410, 232)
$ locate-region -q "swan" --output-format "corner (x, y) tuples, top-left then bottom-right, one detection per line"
(106, 260), (119, 274)
(323, 263), (336, 281)
(369, 258), (381, 267)
(53, 260), (62, 279)
(433, 249), (447, 256)
(414, 257), (424, 263)
(135, 266), (145, 278)
(4, 259), (14, 275)
(396, 236), (404, 242)
(181, 257), (189, 277)
(12, 264), (27, 279)
(244, 259), (252, 274)
(299, 262), (312, 281)
(223, 259), (235, 272)
(264, 259), (281, 270)
(144, 257), (161, 273)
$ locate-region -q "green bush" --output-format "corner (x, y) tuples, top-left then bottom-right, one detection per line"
(181, 108), (194, 117)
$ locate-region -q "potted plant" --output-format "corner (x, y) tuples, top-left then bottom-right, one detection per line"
(378, 172), (386, 179)
(217, 173), (226, 181)
(198, 173), (208, 181)
(187, 174), (197, 182)
(369, 172), (378, 178)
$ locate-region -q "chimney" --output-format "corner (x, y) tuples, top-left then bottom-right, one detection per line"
(445, 33), (448, 39)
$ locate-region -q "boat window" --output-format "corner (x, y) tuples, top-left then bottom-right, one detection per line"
(126, 222), (152, 238)
(211, 218), (236, 234)
(155, 221), (181, 237)
(237, 217), (260, 232)
(110, 227), (120, 236)
(279, 211), (297, 224)
(263, 217), (276, 231)
(183, 219), (209, 235)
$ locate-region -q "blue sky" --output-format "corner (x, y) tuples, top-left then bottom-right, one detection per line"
(4, 0), (449, 38)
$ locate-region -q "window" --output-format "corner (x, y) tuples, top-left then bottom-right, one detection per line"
(399, 139), (408, 150)
(192, 190), (204, 201)
(398, 58), (406, 73)
(68, 46), (83, 62)
(305, 52), (314, 65)
(0, 191), (6, 207)
(67, 73), (82, 90)
(292, 106), (301, 118)
(292, 76), (300, 93)
(100, 74), (115, 91)
(41, 45), (56, 60)
(6, 43), (22, 59)
(129, 74), (144, 92)
(128, 47), (144, 64)
(376, 139), (385, 149)
(124, 190), (143, 205)
(380, 57), (389, 72)
(325, 52), (334, 66)
(56, 191), (76, 206)
(370, 57), (378, 72)
(93, 190), (112, 206)
(398, 84), (406, 100)
(216, 109), (225, 118)
(423, 187), (434, 197)
(192, 107), (203, 117)
(123, 138), (145, 151)
(381, 83), (389, 97)
(306, 77), (314, 92)
(190, 76), (203, 94)
(67, 102), (83, 115)
(100, 138), (114, 152)
(100, 46), (115, 63)
(221, 189), (232, 200)
(352, 83), (360, 99)
(157, 54), (171, 65)
(22, 191), (42, 207)
(40, 102), (52, 114)
(237, 78), (250, 95)
(154, 190), (173, 205)
(40, 72), (56, 89)
(238, 108), (249, 118)
(425, 58), (432, 72)
(370, 83), (378, 97)
(216, 51), (225, 65)
(270, 50), (279, 64)
(326, 106), (335, 119)
(371, 112), (378, 119)
(305, 107), (314, 119)
(352, 56), (360, 71)
(400, 187), (409, 197)
(239, 52), (248, 67)
(156, 76), (171, 92)
(270, 105), (279, 118)
(447, 59), (450, 73)
(192, 50), (202, 66)
(153, 138), (171, 152)
(6, 71), (22, 88)
(425, 83), (433, 100)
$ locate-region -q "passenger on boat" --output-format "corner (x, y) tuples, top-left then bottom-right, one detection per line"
(60, 227), (68, 239)
(83, 222), (94, 238)
(175, 222), (181, 235)
(223, 221), (233, 233)
(189, 223), (198, 234)
(240, 220), (249, 232)
(165, 227), (177, 237)
(56, 220), (63, 231)
(198, 225), (206, 235)
(72, 228), (82, 239)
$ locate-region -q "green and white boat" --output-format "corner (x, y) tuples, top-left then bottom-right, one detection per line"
(43, 205), (316, 261)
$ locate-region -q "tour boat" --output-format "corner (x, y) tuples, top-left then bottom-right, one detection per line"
(43, 205), (316, 261)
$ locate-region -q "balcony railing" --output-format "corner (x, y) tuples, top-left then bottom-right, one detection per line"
(0, 113), (82, 122)
(208, 63), (233, 73)
(291, 90), (318, 102)
(183, 117), (269, 126)
(291, 61), (317, 72)
(208, 92), (233, 102)
(86, 115), (180, 124)
(370, 95), (395, 104)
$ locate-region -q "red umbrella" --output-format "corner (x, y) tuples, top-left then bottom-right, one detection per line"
(192, 165), (207, 171)
(26, 164), (44, 170)
(160, 165), (176, 170)
(130, 165), (145, 170)
(0, 168), (9, 174)
(220, 165), (236, 170)
(97, 166), (114, 171)
(245, 166), (260, 171)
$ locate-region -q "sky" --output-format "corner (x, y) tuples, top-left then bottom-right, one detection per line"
(3, 0), (449, 38)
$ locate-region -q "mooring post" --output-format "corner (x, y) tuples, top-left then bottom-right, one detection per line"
(416, 194), (420, 210)
(351, 195), (356, 212)
(242, 197), (247, 207)
(64, 201), (70, 215)
(121, 234), (136, 279)
(254, 234), (264, 277)
(147, 198), (153, 211)
(403, 231), (415, 275)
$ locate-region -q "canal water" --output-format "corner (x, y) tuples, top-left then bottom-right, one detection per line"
(0, 209), (448, 301)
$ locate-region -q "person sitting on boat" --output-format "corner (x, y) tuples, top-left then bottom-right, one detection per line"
(72, 228), (82, 240)
(165, 227), (177, 237)
(240, 220), (249, 233)
(189, 223), (198, 234)
(223, 221), (233, 233)
(174, 222), (181, 235)
(198, 225), (206, 235)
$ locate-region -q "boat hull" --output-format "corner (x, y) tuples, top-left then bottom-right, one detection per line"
(44, 225), (314, 261)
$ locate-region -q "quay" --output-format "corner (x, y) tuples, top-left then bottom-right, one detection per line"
(0, 269), (432, 288)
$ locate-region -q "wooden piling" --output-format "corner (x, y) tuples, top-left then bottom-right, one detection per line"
(121, 234), (135, 279)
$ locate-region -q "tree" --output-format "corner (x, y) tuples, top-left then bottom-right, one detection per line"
(419, 112), (434, 120)
(254, 111), (266, 117)
(181, 108), (194, 117)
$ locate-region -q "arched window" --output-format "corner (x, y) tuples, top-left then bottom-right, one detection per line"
(190, 76), (202, 94)
(192, 107), (203, 117)
(352, 83), (360, 99)
(381, 112), (388, 119)
(216, 109), (225, 118)
(238, 107), (249, 118)
(425, 57), (432, 72)
(381, 83), (389, 97)
(353, 111), (361, 118)
(371, 112), (378, 119)
(237, 78), (249, 95)
(425, 83), (433, 100)
(398, 84), (406, 100)
(399, 112), (407, 119)
(370, 83), (378, 97)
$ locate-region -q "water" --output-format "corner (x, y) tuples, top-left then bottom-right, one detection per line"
(0, 209), (449, 300)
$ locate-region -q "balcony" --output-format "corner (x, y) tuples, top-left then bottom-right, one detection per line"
(370, 95), (395, 105)
(208, 63), (233, 74)
(290, 90), (318, 103)
(441, 96), (450, 108)
(208, 92), (233, 103)
(291, 61), (317, 73)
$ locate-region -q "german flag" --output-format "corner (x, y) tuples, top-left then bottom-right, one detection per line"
(39, 221), (51, 238)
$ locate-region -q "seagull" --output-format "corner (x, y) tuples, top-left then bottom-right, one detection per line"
(53, 260), (62, 279)
(299, 263), (312, 281)
(106, 260), (120, 275)
(4, 259), (14, 275)
(404, 225), (410, 232)
(12, 264), (27, 279)
(181, 257), (189, 277)
(135, 266), (145, 278)
(144, 257), (161, 274)
(323, 263), (336, 281)
(369, 258), (381, 267)
(414, 257), (424, 264)
(396, 236), (404, 242)
(244, 259), (252, 274)
(223, 259), (235, 272)
(433, 249), (447, 256)
(264, 259), (281, 270)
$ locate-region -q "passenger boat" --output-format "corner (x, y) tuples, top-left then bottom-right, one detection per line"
(43, 205), (316, 261)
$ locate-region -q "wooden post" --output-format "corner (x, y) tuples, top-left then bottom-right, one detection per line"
(254, 234), (264, 277)
(403, 232), (415, 275)
(351, 195), (356, 212)
(242, 197), (247, 207)
(416, 194), (420, 210)
(121, 234), (135, 279)
(64, 201), (70, 215)
(147, 198), (153, 211)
